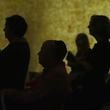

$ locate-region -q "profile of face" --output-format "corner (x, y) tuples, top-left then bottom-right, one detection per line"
(38, 40), (56, 68)
(4, 15), (27, 41)
(88, 15), (110, 41)
(88, 16), (100, 38)
(38, 40), (67, 68)
(88, 19), (95, 36)
(4, 22), (11, 39)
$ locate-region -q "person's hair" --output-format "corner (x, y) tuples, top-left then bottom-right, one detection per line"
(6, 15), (27, 37)
(76, 33), (89, 48)
(90, 15), (110, 38)
(54, 40), (67, 62)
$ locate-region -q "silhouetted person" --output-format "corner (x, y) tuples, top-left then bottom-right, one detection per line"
(83, 15), (110, 110)
(0, 15), (30, 90)
(65, 34), (91, 110)
(1, 40), (71, 110)
(66, 33), (91, 93)
(75, 33), (90, 63)
(30, 40), (71, 110)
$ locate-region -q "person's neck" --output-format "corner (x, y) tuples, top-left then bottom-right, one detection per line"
(8, 37), (24, 43)
(43, 61), (64, 71)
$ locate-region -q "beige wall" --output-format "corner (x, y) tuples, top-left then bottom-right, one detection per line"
(0, 0), (110, 72)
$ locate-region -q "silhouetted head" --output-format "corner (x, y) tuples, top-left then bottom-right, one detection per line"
(75, 33), (90, 51)
(38, 40), (67, 68)
(88, 15), (110, 41)
(4, 15), (27, 40)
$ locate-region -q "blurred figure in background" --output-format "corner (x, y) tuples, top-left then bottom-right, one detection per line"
(75, 33), (90, 64)
(66, 33), (91, 90)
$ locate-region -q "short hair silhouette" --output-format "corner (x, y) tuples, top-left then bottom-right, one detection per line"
(0, 15), (30, 90)
(88, 15), (110, 39)
(54, 40), (67, 61)
(5, 15), (27, 37)
(75, 33), (90, 51)
(38, 40), (67, 68)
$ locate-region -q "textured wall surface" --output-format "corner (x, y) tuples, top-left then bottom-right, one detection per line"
(0, 0), (110, 72)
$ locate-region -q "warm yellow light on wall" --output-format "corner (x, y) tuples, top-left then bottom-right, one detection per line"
(0, 0), (110, 73)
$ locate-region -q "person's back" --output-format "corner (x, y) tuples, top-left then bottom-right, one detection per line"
(0, 15), (30, 90)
